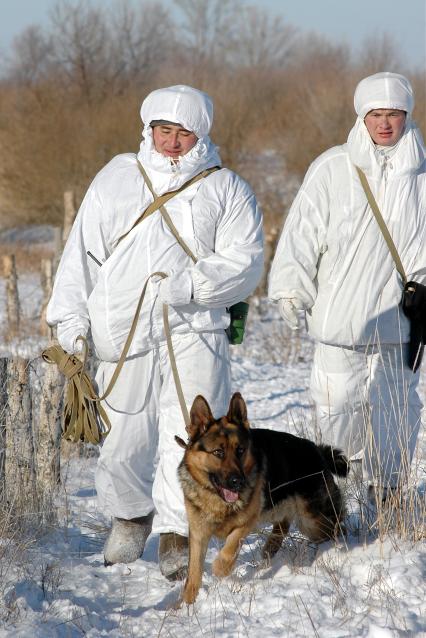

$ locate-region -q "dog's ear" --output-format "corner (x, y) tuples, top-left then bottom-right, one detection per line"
(227, 392), (249, 429)
(174, 435), (188, 449)
(188, 395), (214, 439)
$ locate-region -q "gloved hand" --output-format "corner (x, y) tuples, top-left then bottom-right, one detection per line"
(57, 321), (87, 354)
(278, 298), (304, 330)
(158, 271), (193, 306)
(58, 333), (85, 354)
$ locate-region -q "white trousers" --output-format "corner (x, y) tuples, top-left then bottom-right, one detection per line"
(94, 331), (231, 535)
(310, 342), (422, 487)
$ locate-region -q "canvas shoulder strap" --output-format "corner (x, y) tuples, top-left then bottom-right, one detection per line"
(137, 160), (220, 264)
(117, 160), (220, 247)
(355, 165), (407, 284)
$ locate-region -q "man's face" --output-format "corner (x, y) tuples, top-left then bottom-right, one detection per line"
(364, 109), (406, 146)
(152, 124), (198, 159)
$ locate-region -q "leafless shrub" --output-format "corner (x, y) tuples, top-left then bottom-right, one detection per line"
(173, 0), (240, 69)
(1, 0), (421, 229)
(230, 5), (298, 69)
(356, 33), (404, 78)
(411, 70), (426, 132)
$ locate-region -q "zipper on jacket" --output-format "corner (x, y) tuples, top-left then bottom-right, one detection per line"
(87, 251), (103, 267)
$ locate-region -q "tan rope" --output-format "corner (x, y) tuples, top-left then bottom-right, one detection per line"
(42, 271), (196, 443)
(41, 343), (111, 444)
(43, 163), (220, 441)
(117, 162), (220, 246)
(355, 166), (407, 284)
(136, 160), (219, 264)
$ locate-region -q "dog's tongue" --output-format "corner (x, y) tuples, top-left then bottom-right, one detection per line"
(221, 487), (239, 503)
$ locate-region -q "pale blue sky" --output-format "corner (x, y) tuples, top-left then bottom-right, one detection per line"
(1, 0), (425, 70)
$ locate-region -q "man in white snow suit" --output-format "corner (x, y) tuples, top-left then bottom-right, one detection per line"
(47, 85), (263, 577)
(269, 72), (425, 501)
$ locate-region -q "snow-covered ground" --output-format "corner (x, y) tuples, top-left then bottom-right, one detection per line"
(0, 275), (425, 637)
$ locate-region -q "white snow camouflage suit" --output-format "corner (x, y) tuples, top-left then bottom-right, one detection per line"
(47, 85), (264, 533)
(269, 72), (426, 487)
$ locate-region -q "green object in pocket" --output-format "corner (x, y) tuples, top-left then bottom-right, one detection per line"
(226, 301), (249, 345)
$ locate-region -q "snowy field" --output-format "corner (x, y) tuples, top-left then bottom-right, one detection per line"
(0, 273), (425, 637)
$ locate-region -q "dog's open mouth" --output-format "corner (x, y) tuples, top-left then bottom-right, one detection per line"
(210, 475), (240, 503)
(218, 486), (239, 503)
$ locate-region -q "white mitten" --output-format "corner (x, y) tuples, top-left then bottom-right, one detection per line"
(57, 322), (86, 354)
(278, 298), (304, 330)
(158, 271), (193, 306)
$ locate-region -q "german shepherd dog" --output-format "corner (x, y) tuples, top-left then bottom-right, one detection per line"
(175, 392), (348, 605)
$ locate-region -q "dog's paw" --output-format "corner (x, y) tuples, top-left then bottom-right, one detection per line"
(212, 556), (234, 578)
(181, 583), (199, 605)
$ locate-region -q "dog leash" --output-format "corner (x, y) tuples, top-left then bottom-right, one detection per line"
(42, 163), (222, 441)
(103, 161), (219, 425)
(133, 162), (221, 427)
(43, 271), (192, 441)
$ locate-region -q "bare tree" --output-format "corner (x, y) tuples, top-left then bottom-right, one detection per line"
(173, 0), (240, 72)
(231, 6), (298, 69)
(110, 1), (175, 90)
(49, 0), (111, 103)
(356, 33), (402, 76)
(5, 26), (53, 87)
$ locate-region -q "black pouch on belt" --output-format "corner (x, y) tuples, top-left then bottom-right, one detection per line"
(401, 281), (426, 372)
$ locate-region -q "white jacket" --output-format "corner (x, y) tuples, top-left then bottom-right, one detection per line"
(47, 87), (263, 361)
(269, 117), (426, 346)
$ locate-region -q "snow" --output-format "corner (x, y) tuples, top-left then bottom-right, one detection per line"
(1, 282), (425, 637)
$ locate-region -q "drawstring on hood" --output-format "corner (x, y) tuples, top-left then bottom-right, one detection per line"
(376, 143), (399, 181)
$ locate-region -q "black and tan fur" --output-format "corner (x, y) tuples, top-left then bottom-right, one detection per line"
(175, 392), (348, 605)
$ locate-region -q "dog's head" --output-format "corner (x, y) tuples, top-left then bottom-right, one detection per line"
(175, 393), (257, 504)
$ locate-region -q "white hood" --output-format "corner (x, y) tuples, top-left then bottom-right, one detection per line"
(348, 72), (424, 179)
(137, 85), (221, 193)
(353, 71), (414, 119)
(140, 85), (214, 137)
(347, 117), (425, 179)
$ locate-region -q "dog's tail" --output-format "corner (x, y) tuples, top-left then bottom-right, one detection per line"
(319, 445), (349, 477)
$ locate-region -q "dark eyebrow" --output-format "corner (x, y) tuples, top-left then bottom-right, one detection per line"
(159, 125), (193, 134)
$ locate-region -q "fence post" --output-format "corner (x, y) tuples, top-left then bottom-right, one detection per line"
(40, 258), (54, 338)
(37, 360), (64, 492)
(0, 359), (7, 505)
(63, 190), (76, 245)
(53, 226), (62, 271)
(5, 358), (37, 515)
(257, 227), (279, 296)
(3, 255), (20, 339)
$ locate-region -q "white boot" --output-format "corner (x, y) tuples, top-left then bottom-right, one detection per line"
(104, 512), (153, 566)
(158, 533), (189, 581)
